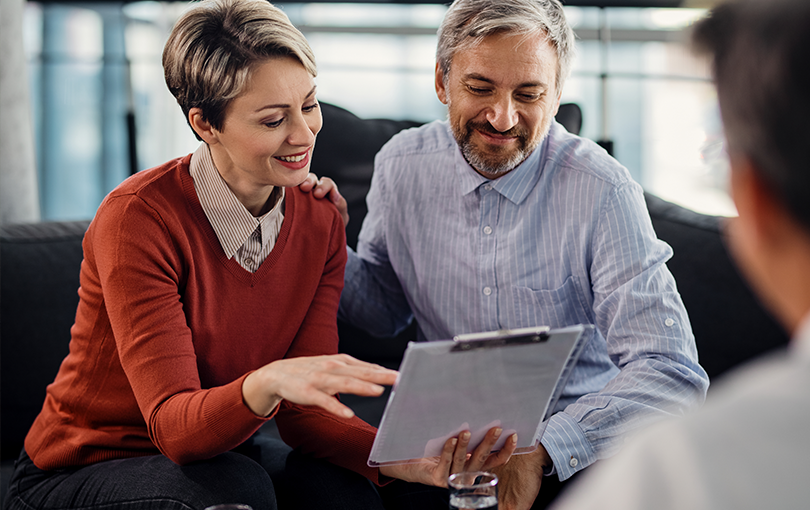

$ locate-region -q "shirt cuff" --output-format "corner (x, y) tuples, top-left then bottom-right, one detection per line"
(540, 412), (597, 480)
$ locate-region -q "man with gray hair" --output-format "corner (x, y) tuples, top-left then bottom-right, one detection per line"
(336, 0), (709, 507)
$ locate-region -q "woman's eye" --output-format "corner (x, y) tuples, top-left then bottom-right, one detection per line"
(303, 102), (320, 113)
(264, 119), (283, 128)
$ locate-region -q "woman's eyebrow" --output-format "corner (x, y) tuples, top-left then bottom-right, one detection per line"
(255, 85), (318, 113)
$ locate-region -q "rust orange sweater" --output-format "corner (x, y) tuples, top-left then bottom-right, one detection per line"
(24, 155), (382, 482)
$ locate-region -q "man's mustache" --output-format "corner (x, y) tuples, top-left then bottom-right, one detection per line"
(467, 121), (529, 140)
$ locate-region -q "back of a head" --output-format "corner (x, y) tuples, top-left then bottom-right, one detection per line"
(436, 0), (575, 93)
(693, 0), (810, 232)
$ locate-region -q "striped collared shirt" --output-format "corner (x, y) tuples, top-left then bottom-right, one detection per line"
(341, 120), (709, 480)
(189, 143), (284, 273)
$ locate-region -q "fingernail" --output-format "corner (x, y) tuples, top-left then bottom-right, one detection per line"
(451, 438), (458, 447)
(511, 434), (518, 443)
(462, 432), (471, 441)
(494, 428), (502, 438)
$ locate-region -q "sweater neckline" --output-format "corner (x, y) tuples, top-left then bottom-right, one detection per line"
(178, 154), (294, 285)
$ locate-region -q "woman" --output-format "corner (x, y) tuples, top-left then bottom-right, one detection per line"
(2, 1), (512, 509)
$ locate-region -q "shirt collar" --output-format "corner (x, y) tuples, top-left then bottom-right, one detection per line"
(454, 122), (552, 204)
(189, 143), (284, 259)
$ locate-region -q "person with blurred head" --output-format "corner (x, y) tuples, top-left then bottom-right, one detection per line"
(548, 0), (810, 508)
(309, 0), (710, 508)
(1, 1), (512, 509)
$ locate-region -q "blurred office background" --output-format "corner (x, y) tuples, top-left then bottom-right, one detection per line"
(2, 0), (732, 223)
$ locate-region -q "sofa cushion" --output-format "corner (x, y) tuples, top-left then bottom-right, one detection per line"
(1, 220), (90, 461)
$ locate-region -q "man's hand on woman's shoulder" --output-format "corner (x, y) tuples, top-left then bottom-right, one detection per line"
(299, 173), (349, 227)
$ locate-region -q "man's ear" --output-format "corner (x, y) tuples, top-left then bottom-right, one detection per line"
(729, 153), (797, 255)
(188, 108), (219, 145)
(730, 155), (773, 241)
(435, 62), (448, 105)
(731, 155), (779, 239)
(552, 92), (562, 117)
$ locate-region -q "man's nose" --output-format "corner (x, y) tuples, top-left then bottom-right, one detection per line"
(485, 95), (519, 133)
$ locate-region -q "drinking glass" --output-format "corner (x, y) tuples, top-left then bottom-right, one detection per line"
(448, 471), (498, 510)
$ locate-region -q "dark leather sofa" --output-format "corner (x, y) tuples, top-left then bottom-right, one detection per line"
(0, 103), (789, 501)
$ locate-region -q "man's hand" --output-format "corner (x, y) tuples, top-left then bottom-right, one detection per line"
(299, 173), (349, 226)
(380, 427), (517, 487)
(491, 444), (552, 510)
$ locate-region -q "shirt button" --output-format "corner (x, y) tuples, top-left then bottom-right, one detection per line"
(665, 318), (675, 327)
(569, 457), (578, 468)
(484, 184), (493, 191)
(245, 257), (255, 266)
(483, 226), (493, 235)
(483, 287), (492, 296)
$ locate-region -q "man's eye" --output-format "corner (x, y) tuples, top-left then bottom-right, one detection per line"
(467, 86), (490, 95)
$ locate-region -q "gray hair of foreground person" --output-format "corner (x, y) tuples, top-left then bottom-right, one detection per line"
(692, 0), (810, 232)
(436, 0), (576, 93)
(162, 0), (317, 140)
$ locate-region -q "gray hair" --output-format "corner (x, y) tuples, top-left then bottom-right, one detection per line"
(163, 0), (316, 140)
(692, 0), (810, 232)
(436, 0), (576, 94)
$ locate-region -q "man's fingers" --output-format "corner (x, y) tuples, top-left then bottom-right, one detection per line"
(482, 433), (518, 471)
(299, 173), (318, 191)
(449, 431), (471, 473)
(465, 427), (501, 470)
(435, 436), (458, 486)
(312, 176), (337, 198)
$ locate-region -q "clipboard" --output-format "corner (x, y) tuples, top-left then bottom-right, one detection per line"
(367, 324), (592, 467)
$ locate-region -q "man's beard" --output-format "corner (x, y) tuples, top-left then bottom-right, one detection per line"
(452, 120), (540, 178)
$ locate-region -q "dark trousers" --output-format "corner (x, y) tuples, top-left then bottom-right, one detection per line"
(3, 434), (384, 510)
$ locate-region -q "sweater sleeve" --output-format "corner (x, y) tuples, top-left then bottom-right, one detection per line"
(92, 194), (268, 465)
(273, 203), (385, 484)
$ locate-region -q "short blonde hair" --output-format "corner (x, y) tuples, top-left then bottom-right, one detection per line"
(163, 0), (316, 140)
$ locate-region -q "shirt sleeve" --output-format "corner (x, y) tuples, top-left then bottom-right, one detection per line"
(541, 182), (709, 480)
(339, 156), (414, 338)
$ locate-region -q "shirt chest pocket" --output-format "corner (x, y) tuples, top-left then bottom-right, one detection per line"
(501, 275), (592, 329)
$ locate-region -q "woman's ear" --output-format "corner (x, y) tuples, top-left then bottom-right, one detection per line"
(188, 108), (218, 145)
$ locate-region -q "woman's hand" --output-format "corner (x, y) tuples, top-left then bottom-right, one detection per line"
(299, 173), (349, 227)
(242, 353), (397, 418)
(380, 427), (518, 487)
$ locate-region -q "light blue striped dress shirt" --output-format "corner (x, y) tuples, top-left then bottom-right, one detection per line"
(340, 120), (709, 480)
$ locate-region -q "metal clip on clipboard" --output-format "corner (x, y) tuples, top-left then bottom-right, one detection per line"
(451, 326), (551, 352)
